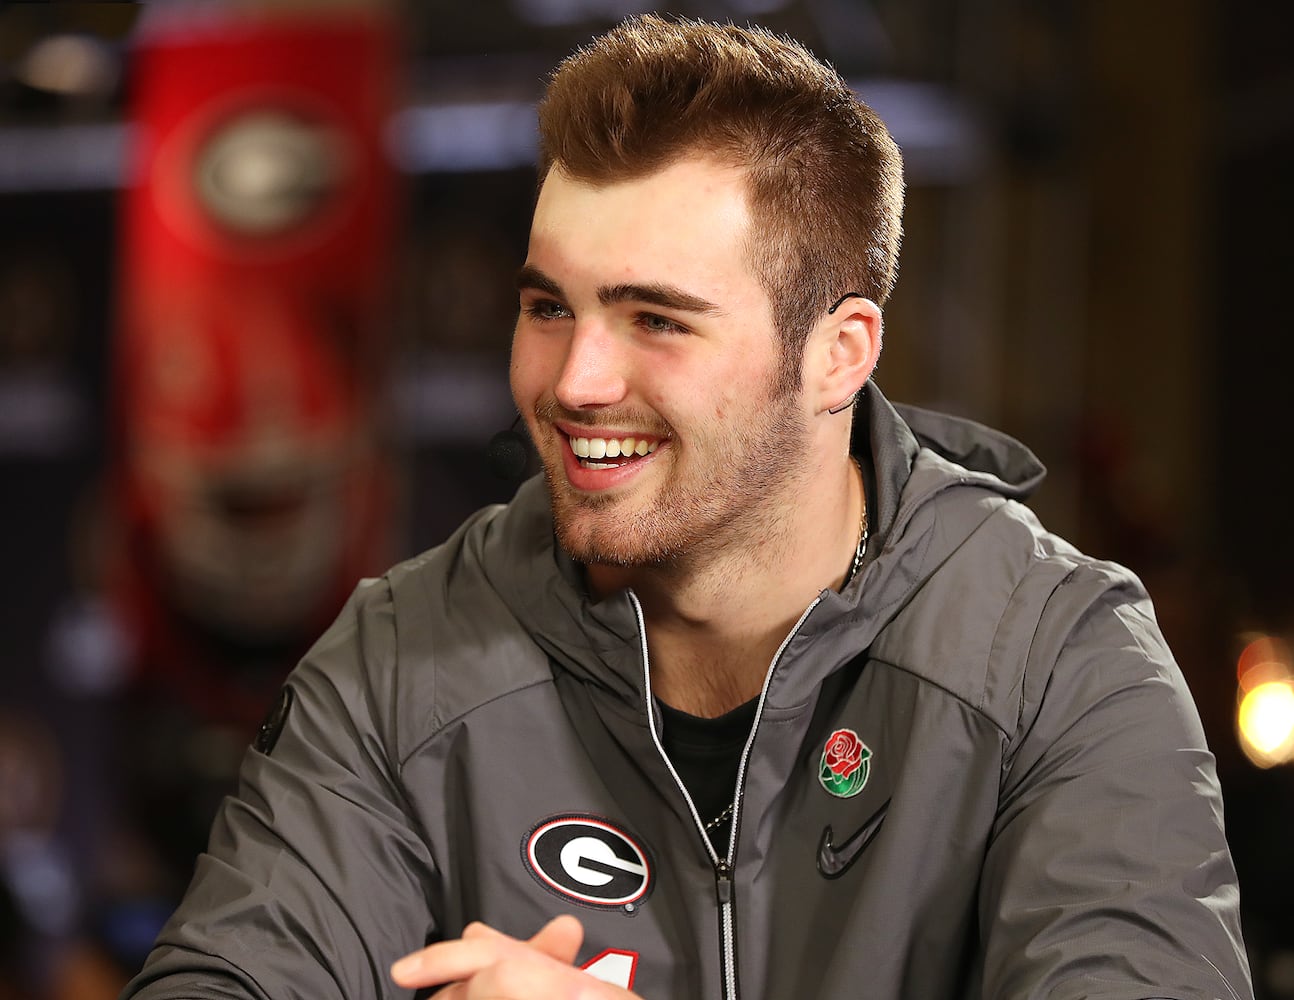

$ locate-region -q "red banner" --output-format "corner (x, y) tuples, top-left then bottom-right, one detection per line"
(113, 8), (399, 721)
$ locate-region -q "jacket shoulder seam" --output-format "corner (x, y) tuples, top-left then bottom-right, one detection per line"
(397, 675), (555, 768)
(982, 552), (1081, 728)
(868, 654), (1010, 738)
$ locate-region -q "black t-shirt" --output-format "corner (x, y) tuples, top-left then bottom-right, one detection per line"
(658, 697), (758, 854)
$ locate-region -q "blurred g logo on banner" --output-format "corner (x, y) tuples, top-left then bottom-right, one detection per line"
(113, 7), (399, 723)
(192, 109), (351, 237)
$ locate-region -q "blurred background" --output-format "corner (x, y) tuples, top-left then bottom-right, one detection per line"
(0, 0), (1291, 996)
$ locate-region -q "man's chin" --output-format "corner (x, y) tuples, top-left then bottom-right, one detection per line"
(553, 516), (677, 570)
(556, 525), (642, 568)
(545, 474), (689, 568)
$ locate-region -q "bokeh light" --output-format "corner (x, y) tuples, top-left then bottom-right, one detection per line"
(1237, 679), (1294, 768)
(1235, 634), (1294, 767)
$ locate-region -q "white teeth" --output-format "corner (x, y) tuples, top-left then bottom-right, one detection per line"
(568, 434), (662, 462)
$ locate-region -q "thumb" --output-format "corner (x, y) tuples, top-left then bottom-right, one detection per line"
(527, 914), (584, 964)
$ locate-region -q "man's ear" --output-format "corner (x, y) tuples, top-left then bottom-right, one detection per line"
(808, 294), (883, 415)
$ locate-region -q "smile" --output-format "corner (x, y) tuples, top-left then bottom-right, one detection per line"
(567, 434), (661, 470)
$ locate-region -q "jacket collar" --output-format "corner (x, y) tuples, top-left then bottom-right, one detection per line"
(489, 382), (1048, 709)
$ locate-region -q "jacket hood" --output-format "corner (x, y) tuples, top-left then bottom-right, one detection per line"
(460, 382), (1048, 709)
(861, 384), (1045, 545)
(890, 396), (1046, 501)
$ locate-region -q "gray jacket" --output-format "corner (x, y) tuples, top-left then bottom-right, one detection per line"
(122, 386), (1252, 1000)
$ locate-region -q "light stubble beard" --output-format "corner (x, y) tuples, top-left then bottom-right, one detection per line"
(534, 387), (812, 573)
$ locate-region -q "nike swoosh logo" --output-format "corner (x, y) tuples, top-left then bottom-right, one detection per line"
(817, 797), (890, 879)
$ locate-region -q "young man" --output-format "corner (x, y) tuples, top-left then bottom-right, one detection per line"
(123, 15), (1251, 1000)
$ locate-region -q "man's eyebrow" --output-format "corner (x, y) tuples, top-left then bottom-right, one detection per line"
(599, 282), (724, 315)
(516, 266), (724, 317)
(515, 265), (563, 297)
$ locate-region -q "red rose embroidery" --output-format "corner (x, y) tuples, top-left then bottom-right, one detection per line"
(824, 729), (864, 779)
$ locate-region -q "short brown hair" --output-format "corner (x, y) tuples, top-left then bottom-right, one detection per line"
(537, 13), (904, 389)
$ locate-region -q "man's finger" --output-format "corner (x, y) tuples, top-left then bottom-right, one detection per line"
(391, 917), (587, 992)
(461, 921), (504, 942)
(390, 938), (497, 989)
(526, 914), (584, 964)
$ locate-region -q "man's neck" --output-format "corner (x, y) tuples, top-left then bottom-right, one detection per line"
(586, 452), (865, 718)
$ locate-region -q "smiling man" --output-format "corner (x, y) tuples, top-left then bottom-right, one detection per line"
(510, 154), (861, 721)
(123, 14), (1251, 1000)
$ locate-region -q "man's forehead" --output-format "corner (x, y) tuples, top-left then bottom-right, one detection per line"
(519, 156), (773, 319)
(533, 156), (753, 224)
(528, 159), (753, 270)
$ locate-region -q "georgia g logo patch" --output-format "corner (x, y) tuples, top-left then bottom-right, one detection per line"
(523, 814), (654, 913)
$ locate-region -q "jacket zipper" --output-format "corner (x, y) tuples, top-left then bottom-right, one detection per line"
(629, 590), (823, 1000)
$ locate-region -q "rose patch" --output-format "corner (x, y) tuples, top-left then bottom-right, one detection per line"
(818, 728), (871, 798)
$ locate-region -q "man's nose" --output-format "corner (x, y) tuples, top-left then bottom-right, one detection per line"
(553, 321), (629, 410)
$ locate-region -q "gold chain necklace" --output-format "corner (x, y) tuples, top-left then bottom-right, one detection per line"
(842, 457), (869, 588)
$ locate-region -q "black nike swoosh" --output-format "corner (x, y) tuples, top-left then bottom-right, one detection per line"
(816, 797), (890, 879)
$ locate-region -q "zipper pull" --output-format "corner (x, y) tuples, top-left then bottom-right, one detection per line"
(715, 860), (734, 905)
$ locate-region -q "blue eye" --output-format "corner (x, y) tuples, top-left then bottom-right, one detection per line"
(638, 312), (687, 335)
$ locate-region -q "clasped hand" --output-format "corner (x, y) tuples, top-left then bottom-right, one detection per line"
(390, 915), (641, 999)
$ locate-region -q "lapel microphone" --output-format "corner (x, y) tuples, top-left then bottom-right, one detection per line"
(485, 414), (531, 481)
